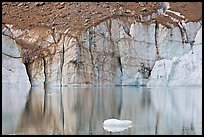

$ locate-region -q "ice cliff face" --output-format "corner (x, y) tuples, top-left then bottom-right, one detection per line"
(147, 25), (202, 86)
(2, 29), (31, 87)
(2, 17), (202, 86)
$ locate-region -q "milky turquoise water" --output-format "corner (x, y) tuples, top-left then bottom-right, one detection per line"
(2, 85), (202, 135)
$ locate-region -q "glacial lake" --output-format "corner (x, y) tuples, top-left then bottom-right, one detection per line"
(2, 85), (202, 135)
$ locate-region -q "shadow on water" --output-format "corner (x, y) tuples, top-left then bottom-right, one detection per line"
(2, 85), (202, 135)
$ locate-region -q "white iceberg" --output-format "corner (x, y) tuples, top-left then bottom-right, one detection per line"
(103, 119), (132, 132)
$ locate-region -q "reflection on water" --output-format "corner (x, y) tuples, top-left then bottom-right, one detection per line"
(2, 85), (202, 135)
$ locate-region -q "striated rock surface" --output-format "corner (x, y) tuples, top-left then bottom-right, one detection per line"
(2, 2), (202, 86)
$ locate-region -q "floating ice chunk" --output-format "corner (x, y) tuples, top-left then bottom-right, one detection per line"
(103, 119), (132, 132)
(103, 119), (132, 126)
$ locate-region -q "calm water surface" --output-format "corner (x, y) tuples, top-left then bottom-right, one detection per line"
(2, 85), (202, 135)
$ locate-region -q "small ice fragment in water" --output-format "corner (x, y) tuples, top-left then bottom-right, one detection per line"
(103, 119), (132, 132)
